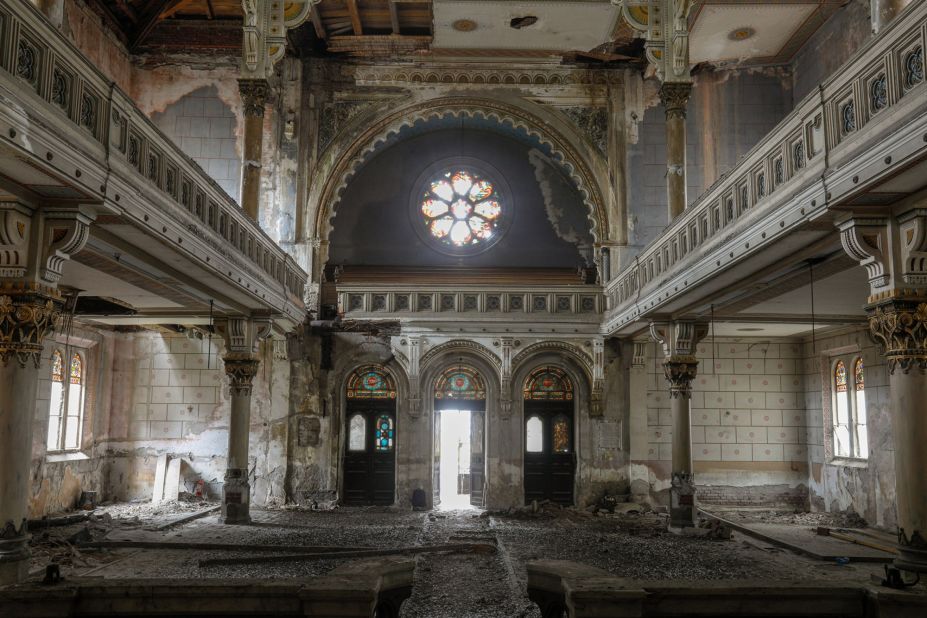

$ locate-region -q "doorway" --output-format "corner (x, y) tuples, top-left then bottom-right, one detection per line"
(523, 366), (575, 506)
(342, 366), (397, 506)
(432, 366), (487, 508)
(438, 409), (471, 509)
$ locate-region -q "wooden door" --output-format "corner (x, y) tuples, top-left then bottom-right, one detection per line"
(524, 403), (574, 505)
(469, 410), (485, 507)
(343, 406), (396, 505)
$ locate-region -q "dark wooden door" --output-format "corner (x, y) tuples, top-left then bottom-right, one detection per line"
(524, 403), (574, 505)
(343, 405), (396, 505)
(470, 410), (485, 507)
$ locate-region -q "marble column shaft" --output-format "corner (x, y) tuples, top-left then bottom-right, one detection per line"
(660, 82), (692, 221)
(239, 79), (269, 222)
(221, 355), (260, 525)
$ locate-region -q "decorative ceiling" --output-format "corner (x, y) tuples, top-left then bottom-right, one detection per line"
(92, 0), (849, 64)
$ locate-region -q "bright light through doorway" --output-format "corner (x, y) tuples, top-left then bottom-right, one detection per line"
(439, 409), (473, 510)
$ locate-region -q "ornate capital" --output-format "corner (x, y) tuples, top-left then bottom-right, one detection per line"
(223, 355), (260, 396)
(239, 79), (270, 117)
(0, 288), (62, 368)
(660, 82), (692, 119)
(663, 354), (699, 398)
(867, 299), (927, 374)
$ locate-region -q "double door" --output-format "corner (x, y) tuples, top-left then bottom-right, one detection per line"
(343, 406), (396, 505)
(524, 403), (575, 505)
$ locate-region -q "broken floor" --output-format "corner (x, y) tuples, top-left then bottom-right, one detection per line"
(10, 502), (927, 617)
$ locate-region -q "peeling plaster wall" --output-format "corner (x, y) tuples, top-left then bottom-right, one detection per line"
(801, 328), (896, 530)
(627, 70), (791, 255)
(791, 0), (873, 103)
(637, 337), (810, 508)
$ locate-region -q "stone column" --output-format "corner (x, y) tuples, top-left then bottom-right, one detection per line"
(217, 316), (272, 524)
(628, 340), (650, 501)
(660, 82), (692, 221)
(650, 321), (707, 529)
(0, 291), (62, 585)
(871, 0), (914, 34)
(840, 208), (927, 572)
(238, 79), (269, 222)
(867, 299), (927, 572)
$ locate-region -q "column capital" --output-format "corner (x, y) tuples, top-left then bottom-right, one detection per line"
(223, 355), (261, 397)
(238, 78), (270, 117)
(650, 320), (707, 398)
(659, 81), (692, 119)
(867, 299), (927, 375)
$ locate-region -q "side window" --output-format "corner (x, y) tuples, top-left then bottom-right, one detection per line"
(348, 413), (366, 451)
(831, 356), (868, 460)
(526, 415), (543, 453)
(47, 350), (87, 451)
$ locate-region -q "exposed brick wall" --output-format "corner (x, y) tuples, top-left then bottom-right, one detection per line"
(151, 86), (241, 203)
(698, 484), (808, 508)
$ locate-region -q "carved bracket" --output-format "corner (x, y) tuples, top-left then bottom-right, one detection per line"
(612, 0), (694, 82)
(41, 210), (94, 284)
(839, 216), (891, 293)
(241, 0), (319, 78)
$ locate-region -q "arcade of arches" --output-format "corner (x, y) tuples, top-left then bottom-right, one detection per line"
(2, 0), (927, 614)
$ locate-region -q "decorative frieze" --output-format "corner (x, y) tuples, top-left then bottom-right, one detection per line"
(318, 100), (370, 154)
(560, 107), (607, 155)
(339, 289), (603, 317)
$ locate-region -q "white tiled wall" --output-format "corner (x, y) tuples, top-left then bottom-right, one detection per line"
(129, 334), (224, 441)
(645, 339), (807, 463)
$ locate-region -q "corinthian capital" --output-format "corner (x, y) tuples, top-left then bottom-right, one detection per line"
(238, 79), (270, 117)
(660, 82), (692, 119)
(867, 299), (927, 375)
(0, 288), (62, 368)
(223, 354), (261, 396)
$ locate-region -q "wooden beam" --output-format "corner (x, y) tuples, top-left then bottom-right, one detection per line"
(388, 0), (400, 34)
(132, 0), (190, 49)
(310, 3), (327, 39)
(346, 0), (363, 36)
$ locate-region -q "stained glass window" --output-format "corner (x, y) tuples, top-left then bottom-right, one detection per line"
(374, 414), (394, 451)
(348, 414), (366, 451)
(524, 366), (574, 401)
(70, 353), (82, 384)
(854, 358), (868, 459)
(526, 416), (543, 453)
(834, 360), (847, 392)
(51, 350), (63, 383)
(434, 366), (486, 400)
(854, 358), (864, 391)
(421, 169), (502, 248)
(552, 414), (571, 454)
(346, 365), (396, 399)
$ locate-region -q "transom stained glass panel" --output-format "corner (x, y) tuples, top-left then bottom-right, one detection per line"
(524, 366), (574, 401)
(346, 365), (397, 399)
(421, 169), (502, 248)
(434, 366), (486, 400)
(374, 414), (394, 451)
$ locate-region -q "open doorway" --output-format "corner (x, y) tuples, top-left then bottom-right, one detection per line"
(438, 409), (471, 509)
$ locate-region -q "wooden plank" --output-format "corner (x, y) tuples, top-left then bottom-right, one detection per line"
(388, 0), (400, 34)
(310, 3), (327, 39)
(346, 0), (363, 35)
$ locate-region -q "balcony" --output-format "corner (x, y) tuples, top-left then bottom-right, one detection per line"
(0, 0), (306, 325)
(604, 1), (927, 335)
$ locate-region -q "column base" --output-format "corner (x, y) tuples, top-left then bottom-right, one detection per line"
(0, 520), (30, 586)
(669, 472), (696, 529)
(895, 529), (927, 573)
(221, 468), (251, 525)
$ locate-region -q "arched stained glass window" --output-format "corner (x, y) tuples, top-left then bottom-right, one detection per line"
(374, 414), (394, 451)
(833, 360), (851, 457)
(434, 366), (486, 400)
(524, 366), (574, 401)
(854, 358), (868, 458)
(348, 414), (366, 451)
(420, 168), (502, 249)
(51, 351), (63, 383)
(346, 365), (396, 399)
(47, 351), (65, 450)
(526, 416), (543, 453)
(552, 414), (571, 454)
(48, 351), (87, 452)
(70, 353), (82, 384)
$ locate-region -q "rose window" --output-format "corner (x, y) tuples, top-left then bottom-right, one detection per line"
(420, 170), (502, 248)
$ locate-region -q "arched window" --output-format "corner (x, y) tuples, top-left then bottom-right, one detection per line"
(831, 357), (868, 460)
(348, 414), (366, 451)
(523, 366), (574, 401)
(47, 350), (87, 451)
(434, 366), (486, 401)
(346, 365), (396, 399)
(526, 415), (543, 453)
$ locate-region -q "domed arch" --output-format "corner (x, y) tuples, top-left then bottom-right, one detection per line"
(304, 96), (613, 278)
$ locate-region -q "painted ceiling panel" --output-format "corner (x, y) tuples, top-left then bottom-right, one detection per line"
(432, 1), (620, 51)
(690, 4), (818, 64)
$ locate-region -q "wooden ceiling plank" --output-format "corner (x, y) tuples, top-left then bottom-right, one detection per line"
(346, 0), (363, 35)
(388, 0), (400, 34)
(132, 0), (191, 49)
(310, 3), (327, 39)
